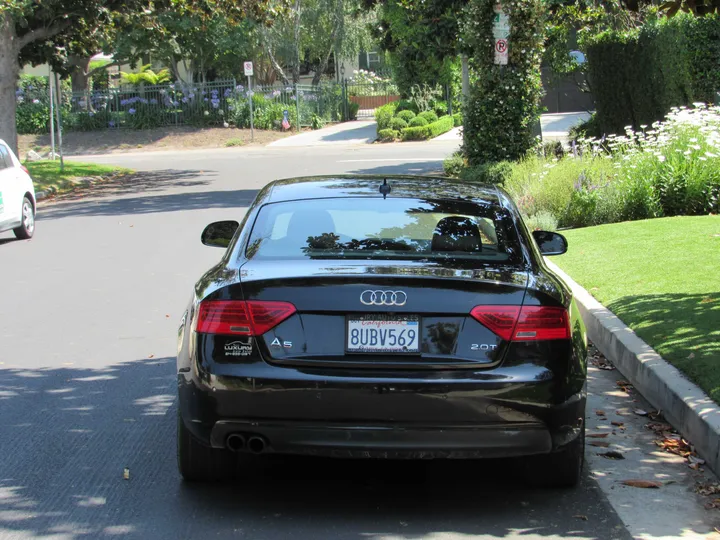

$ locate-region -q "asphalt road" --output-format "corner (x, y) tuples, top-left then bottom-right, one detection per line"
(1, 140), (635, 540)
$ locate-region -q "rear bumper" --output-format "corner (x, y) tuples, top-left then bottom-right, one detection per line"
(209, 420), (553, 458)
(178, 360), (586, 458)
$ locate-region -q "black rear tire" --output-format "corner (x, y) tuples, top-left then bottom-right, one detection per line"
(177, 411), (236, 482)
(528, 426), (584, 488)
(13, 197), (35, 240)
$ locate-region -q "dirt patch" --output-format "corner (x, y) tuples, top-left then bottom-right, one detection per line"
(19, 127), (293, 158)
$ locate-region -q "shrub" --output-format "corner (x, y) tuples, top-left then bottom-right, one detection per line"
(443, 152), (465, 177)
(502, 104), (720, 228)
(400, 115), (454, 141)
(395, 99), (419, 114)
(396, 110), (416, 122)
(348, 101), (360, 120)
(225, 138), (245, 147)
(460, 161), (513, 185)
(453, 113), (463, 127)
(375, 102), (399, 132)
(426, 115), (454, 138)
(401, 126), (427, 141)
(418, 111), (438, 124)
(524, 211), (559, 232)
(408, 116), (428, 127)
(390, 117), (408, 131)
(378, 128), (399, 142)
(433, 100), (449, 118)
(310, 114), (325, 130)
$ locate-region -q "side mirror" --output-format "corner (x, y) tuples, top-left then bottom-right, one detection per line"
(201, 220), (239, 248)
(532, 230), (568, 256)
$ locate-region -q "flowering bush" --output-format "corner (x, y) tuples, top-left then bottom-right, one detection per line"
(347, 70), (399, 97)
(474, 104), (720, 229)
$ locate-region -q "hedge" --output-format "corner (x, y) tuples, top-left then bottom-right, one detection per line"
(378, 128), (399, 141)
(453, 112), (462, 126)
(583, 13), (720, 136)
(401, 115), (454, 141)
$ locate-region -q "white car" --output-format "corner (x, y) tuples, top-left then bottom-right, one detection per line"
(0, 139), (36, 239)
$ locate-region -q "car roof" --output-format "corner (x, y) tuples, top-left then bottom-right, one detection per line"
(262, 175), (509, 207)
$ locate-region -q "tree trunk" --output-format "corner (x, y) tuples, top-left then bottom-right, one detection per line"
(292, 0), (301, 84)
(312, 46), (334, 86)
(69, 55), (92, 94)
(0, 12), (20, 155)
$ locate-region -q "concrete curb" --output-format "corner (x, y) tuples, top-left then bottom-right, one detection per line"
(546, 259), (720, 475)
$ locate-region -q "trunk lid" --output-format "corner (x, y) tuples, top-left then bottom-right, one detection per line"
(239, 260), (529, 368)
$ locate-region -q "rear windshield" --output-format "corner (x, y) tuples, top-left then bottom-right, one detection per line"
(245, 197), (524, 264)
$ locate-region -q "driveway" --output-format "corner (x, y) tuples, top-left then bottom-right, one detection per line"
(0, 142), (717, 540)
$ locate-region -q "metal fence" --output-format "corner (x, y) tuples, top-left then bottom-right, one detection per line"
(16, 79), (346, 134)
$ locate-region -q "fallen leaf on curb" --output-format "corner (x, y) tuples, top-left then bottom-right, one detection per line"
(655, 436), (692, 458)
(646, 422), (674, 433)
(588, 433), (610, 438)
(590, 441), (610, 448)
(633, 409), (648, 416)
(595, 410), (606, 416)
(573, 515), (588, 521)
(599, 450), (625, 460)
(611, 421), (624, 427)
(148, 354), (154, 359)
(123, 467), (130, 480)
(621, 479), (662, 489)
(695, 482), (720, 496)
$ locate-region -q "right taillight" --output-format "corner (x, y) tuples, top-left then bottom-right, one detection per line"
(195, 300), (296, 336)
(470, 305), (570, 341)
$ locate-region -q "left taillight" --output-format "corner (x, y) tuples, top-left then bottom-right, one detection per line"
(470, 305), (570, 341)
(195, 300), (296, 336)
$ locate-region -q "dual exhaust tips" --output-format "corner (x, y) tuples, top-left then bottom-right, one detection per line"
(226, 433), (267, 454)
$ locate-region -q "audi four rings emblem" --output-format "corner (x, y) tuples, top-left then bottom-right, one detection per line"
(360, 290), (407, 306)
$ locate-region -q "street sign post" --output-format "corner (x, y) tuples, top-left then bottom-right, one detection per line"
(492, 4), (510, 66)
(245, 61), (254, 140)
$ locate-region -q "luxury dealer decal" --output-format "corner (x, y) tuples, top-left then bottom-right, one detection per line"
(224, 339), (253, 357)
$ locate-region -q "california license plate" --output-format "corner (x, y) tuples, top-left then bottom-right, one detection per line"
(346, 315), (420, 353)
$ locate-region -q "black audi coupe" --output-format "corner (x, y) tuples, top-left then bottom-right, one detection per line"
(177, 175), (587, 486)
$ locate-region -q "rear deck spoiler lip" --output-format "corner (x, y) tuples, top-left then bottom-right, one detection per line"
(238, 260), (529, 289)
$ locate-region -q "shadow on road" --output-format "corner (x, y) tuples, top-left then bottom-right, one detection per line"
(36, 167), (257, 220)
(350, 162), (445, 176)
(38, 189), (260, 220)
(0, 359), (641, 540)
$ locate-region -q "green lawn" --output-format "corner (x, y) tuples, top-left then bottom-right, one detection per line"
(554, 215), (720, 401)
(25, 160), (132, 194)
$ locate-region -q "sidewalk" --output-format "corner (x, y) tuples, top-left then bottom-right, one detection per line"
(268, 121), (377, 147)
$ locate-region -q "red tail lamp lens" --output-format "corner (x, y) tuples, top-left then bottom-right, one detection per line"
(470, 305), (570, 341)
(196, 300), (296, 336)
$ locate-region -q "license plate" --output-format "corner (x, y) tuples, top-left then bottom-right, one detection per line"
(347, 315), (420, 353)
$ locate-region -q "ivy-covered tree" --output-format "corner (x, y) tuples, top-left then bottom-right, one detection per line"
(0, 0), (277, 154)
(461, 0), (545, 164)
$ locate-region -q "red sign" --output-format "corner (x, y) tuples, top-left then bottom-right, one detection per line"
(495, 39), (507, 53)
